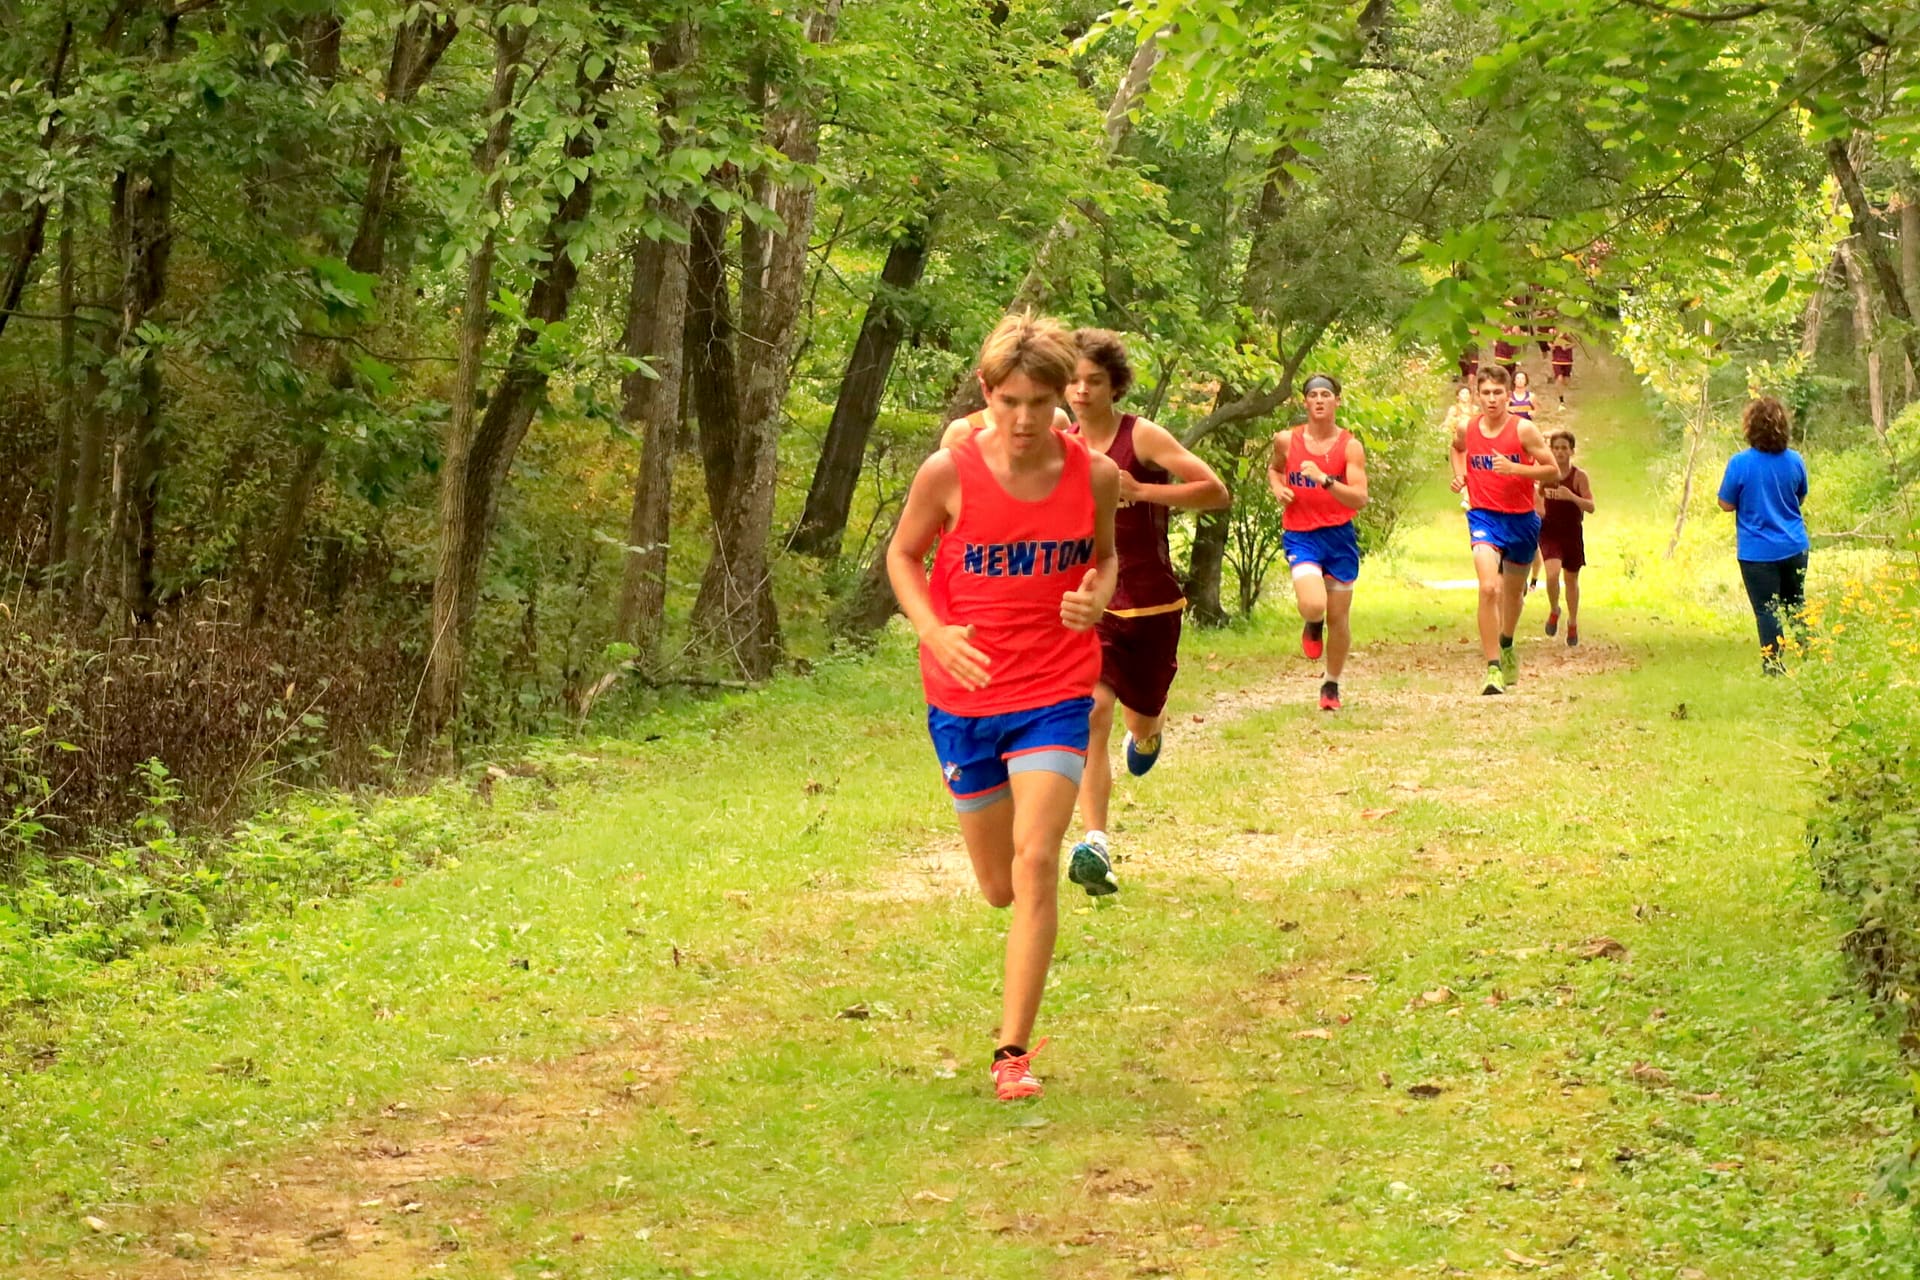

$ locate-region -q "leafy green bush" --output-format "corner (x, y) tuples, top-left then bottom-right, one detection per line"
(0, 745), (610, 1015)
(1795, 559), (1920, 1195)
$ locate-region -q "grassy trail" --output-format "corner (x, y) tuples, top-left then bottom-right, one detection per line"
(3, 357), (1915, 1278)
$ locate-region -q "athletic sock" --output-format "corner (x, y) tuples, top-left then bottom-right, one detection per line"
(1084, 829), (1108, 851)
(1500, 635), (1513, 650)
(1305, 620), (1324, 642)
(994, 1044), (1027, 1063)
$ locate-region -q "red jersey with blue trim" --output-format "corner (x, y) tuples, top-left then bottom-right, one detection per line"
(1464, 413), (1537, 514)
(1280, 427), (1354, 532)
(921, 423), (1101, 716)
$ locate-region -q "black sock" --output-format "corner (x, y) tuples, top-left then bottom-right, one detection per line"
(1321, 679), (1338, 695)
(1306, 620), (1324, 640)
(994, 1044), (1027, 1062)
(1500, 635), (1513, 650)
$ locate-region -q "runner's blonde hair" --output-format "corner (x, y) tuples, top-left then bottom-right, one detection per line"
(977, 313), (1076, 393)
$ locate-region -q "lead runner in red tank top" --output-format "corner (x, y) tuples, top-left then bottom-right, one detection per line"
(888, 314), (1119, 1103)
(1061, 330), (1229, 894)
(1267, 373), (1371, 712)
(1448, 363), (1559, 695)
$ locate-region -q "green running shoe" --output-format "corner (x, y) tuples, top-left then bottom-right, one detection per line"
(1067, 839), (1119, 897)
(1481, 662), (1505, 696)
(1499, 644), (1518, 687)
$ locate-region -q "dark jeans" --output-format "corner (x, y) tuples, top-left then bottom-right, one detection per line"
(1738, 551), (1808, 670)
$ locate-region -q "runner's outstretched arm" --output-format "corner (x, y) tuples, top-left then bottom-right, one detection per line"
(1127, 420), (1231, 510)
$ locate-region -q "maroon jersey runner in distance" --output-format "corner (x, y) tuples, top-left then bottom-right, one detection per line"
(1098, 414), (1185, 618)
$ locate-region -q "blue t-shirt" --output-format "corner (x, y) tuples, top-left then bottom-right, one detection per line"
(1717, 447), (1809, 562)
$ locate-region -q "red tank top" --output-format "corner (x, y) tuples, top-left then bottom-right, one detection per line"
(1464, 413), (1536, 514)
(1280, 428), (1354, 532)
(1075, 414), (1183, 615)
(921, 424), (1101, 716)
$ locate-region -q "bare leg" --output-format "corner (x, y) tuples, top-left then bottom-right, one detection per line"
(1293, 569), (1328, 626)
(1565, 568), (1581, 628)
(1544, 558), (1563, 614)
(1076, 682), (1118, 836)
(1121, 704), (1164, 749)
(1324, 583), (1354, 680)
(999, 769), (1078, 1050)
(957, 792), (1016, 908)
(1472, 544), (1505, 662)
(1499, 557), (1529, 639)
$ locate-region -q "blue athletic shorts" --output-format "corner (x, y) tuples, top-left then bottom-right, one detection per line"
(926, 696), (1094, 813)
(1282, 524), (1361, 584)
(1468, 508), (1542, 568)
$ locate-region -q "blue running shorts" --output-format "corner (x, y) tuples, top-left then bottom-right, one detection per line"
(1467, 508), (1541, 569)
(1282, 524), (1361, 585)
(926, 696), (1095, 813)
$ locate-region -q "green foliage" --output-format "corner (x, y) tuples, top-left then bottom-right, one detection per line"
(0, 745), (609, 1014)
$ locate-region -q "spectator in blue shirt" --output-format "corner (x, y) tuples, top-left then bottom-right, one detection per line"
(1717, 396), (1809, 672)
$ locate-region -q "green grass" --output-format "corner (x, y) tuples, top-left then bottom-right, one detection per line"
(2, 356), (1915, 1277)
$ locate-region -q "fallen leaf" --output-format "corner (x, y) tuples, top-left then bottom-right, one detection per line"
(84, 1216), (109, 1233)
(1578, 936), (1627, 961)
(1417, 986), (1456, 1007)
(1629, 1061), (1672, 1085)
(399, 1201), (423, 1215)
(1484, 989), (1508, 1006)
(1684, 1091), (1724, 1104)
(1360, 807), (1399, 821)
(1407, 1082), (1444, 1099)
(1378, 1071), (1393, 1090)
(1503, 1248), (1550, 1268)
(912, 1190), (954, 1203)
(1292, 1028), (1335, 1041)
(837, 1004), (870, 1020)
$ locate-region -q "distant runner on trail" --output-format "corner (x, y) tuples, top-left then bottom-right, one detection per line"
(1269, 374), (1371, 711)
(1450, 364), (1559, 695)
(1062, 329), (1229, 898)
(1537, 429), (1594, 645)
(1550, 334), (1575, 401)
(887, 314), (1120, 1102)
(1509, 369), (1536, 421)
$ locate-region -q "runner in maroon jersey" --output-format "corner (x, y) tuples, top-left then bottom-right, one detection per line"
(1063, 329), (1229, 891)
(888, 314), (1120, 1101)
(1538, 429), (1595, 645)
(1550, 335), (1575, 401)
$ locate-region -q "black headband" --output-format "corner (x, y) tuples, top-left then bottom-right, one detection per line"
(1303, 375), (1338, 395)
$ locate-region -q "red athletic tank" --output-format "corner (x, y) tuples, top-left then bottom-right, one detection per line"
(921, 424), (1101, 716)
(1464, 413), (1536, 514)
(1280, 428), (1354, 532)
(1076, 414), (1183, 616)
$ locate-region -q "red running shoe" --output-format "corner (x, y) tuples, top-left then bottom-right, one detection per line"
(1319, 680), (1341, 712)
(1545, 607), (1560, 637)
(1566, 622), (1579, 647)
(991, 1038), (1049, 1101)
(1301, 621), (1325, 661)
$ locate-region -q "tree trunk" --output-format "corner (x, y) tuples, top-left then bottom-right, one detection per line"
(1183, 506), (1232, 627)
(425, 47), (613, 751)
(1799, 246), (1837, 359)
(1901, 192), (1919, 401)
(0, 20), (73, 348)
(613, 23), (696, 665)
(1826, 138), (1920, 382)
(613, 225), (690, 663)
(1666, 377), (1710, 559)
(248, 10), (459, 623)
(418, 21), (528, 755)
(689, 1), (841, 678)
(48, 198), (77, 579)
(791, 214), (934, 558)
(110, 144), (175, 629)
(1840, 238), (1887, 440)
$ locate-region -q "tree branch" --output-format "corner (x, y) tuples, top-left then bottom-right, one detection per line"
(1620, 0), (1769, 20)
